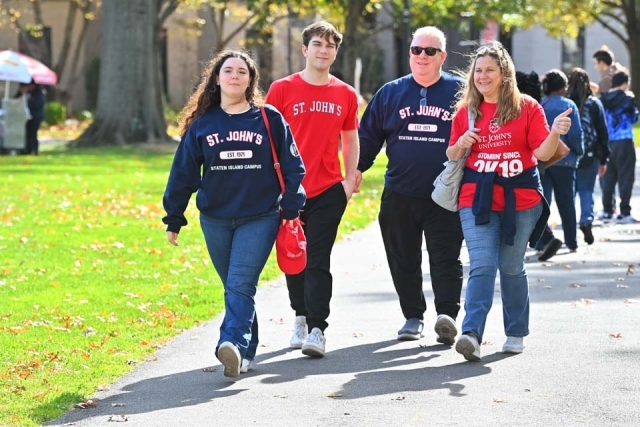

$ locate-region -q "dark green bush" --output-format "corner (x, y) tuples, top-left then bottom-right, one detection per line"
(44, 101), (67, 125)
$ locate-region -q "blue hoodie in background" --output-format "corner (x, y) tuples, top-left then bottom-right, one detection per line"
(600, 90), (639, 141)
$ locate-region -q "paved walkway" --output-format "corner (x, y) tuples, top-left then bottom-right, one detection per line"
(50, 157), (640, 427)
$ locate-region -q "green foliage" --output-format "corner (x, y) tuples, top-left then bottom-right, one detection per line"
(43, 101), (67, 126)
(0, 145), (386, 427)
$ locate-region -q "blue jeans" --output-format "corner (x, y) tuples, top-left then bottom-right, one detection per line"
(200, 210), (279, 361)
(576, 160), (600, 225)
(459, 203), (542, 341)
(542, 166), (577, 250)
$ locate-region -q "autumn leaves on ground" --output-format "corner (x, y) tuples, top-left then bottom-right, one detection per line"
(0, 145), (385, 427)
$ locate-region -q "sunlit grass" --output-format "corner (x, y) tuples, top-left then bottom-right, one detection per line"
(0, 145), (386, 427)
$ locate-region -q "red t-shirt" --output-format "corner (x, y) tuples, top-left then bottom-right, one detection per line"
(266, 73), (359, 198)
(449, 97), (549, 211)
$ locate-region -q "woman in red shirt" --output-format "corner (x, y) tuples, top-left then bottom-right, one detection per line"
(446, 42), (572, 361)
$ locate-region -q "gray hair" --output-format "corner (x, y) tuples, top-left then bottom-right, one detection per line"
(412, 26), (447, 51)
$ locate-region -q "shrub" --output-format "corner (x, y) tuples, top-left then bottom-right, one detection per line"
(44, 101), (67, 125)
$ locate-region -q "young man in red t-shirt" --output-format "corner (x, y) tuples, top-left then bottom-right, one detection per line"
(265, 21), (360, 358)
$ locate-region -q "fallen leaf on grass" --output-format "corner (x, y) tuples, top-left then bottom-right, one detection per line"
(74, 399), (98, 409)
(107, 415), (128, 422)
(328, 392), (343, 398)
(609, 333), (623, 339)
(493, 397), (508, 403)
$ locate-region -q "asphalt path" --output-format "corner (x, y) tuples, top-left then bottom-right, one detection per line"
(49, 154), (640, 427)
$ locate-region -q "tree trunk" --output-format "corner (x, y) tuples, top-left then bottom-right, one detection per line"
(339, 0), (370, 85)
(74, 0), (170, 146)
(629, 35), (639, 94)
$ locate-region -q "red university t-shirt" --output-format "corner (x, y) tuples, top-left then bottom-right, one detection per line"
(449, 97), (550, 211)
(266, 73), (359, 198)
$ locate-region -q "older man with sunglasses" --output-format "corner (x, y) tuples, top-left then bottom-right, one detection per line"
(356, 26), (464, 345)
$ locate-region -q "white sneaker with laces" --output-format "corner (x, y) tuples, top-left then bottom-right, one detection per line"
(455, 334), (481, 361)
(290, 316), (308, 349)
(301, 327), (326, 357)
(240, 358), (255, 373)
(502, 336), (524, 354)
(217, 342), (241, 378)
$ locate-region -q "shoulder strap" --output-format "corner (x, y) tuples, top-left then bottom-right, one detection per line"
(260, 106), (285, 193)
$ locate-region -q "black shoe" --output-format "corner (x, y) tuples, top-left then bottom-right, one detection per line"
(538, 238), (562, 261)
(580, 223), (594, 245)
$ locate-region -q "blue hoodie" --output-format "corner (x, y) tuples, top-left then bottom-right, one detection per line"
(541, 94), (584, 168)
(600, 90), (639, 141)
(162, 105), (306, 233)
(358, 72), (463, 199)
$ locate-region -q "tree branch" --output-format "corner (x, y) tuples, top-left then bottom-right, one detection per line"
(157, 0), (180, 25)
(596, 16), (630, 45)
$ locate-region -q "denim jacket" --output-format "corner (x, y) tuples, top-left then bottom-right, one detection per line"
(541, 94), (584, 168)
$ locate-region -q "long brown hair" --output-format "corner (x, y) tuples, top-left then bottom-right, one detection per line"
(454, 41), (522, 126)
(178, 49), (264, 137)
(567, 67), (591, 115)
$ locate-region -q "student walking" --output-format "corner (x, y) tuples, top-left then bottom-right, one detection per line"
(265, 21), (360, 358)
(162, 50), (305, 377)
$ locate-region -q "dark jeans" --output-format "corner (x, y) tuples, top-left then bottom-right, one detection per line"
(378, 188), (464, 321)
(25, 118), (42, 155)
(602, 139), (636, 217)
(286, 182), (348, 332)
(542, 165), (577, 250)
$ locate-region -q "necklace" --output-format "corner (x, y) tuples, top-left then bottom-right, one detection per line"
(221, 102), (251, 116)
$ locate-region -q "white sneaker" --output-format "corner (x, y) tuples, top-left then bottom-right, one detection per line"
(290, 316), (308, 349)
(434, 314), (458, 345)
(502, 336), (524, 354)
(240, 358), (255, 373)
(455, 334), (481, 361)
(301, 327), (326, 357)
(616, 214), (638, 224)
(217, 342), (241, 378)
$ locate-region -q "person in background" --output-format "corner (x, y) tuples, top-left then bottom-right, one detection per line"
(357, 26), (464, 346)
(162, 49), (306, 378)
(540, 69), (584, 253)
(266, 21), (360, 358)
(447, 42), (572, 361)
(567, 68), (610, 243)
(592, 46), (622, 95)
(17, 80), (45, 155)
(515, 71), (563, 261)
(599, 69), (639, 223)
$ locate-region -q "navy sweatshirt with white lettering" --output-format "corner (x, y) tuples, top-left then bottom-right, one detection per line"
(162, 104), (306, 233)
(358, 72), (463, 199)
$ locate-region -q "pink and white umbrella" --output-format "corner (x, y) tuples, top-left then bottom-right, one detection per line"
(0, 50), (58, 86)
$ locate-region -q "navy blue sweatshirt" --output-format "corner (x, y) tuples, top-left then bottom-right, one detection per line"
(162, 105), (306, 233)
(358, 72), (463, 199)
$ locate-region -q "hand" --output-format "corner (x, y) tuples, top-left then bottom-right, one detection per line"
(551, 108), (572, 135)
(167, 231), (179, 246)
(456, 128), (481, 149)
(354, 170), (363, 194)
(598, 165), (607, 177)
(341, 178), (356, 201)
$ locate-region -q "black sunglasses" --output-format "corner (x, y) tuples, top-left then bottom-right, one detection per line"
(410, 46), (442, 56)
(420, 87), (427, 106)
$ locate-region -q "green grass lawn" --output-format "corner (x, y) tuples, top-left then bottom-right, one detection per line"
(0, 145), (387, 427)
